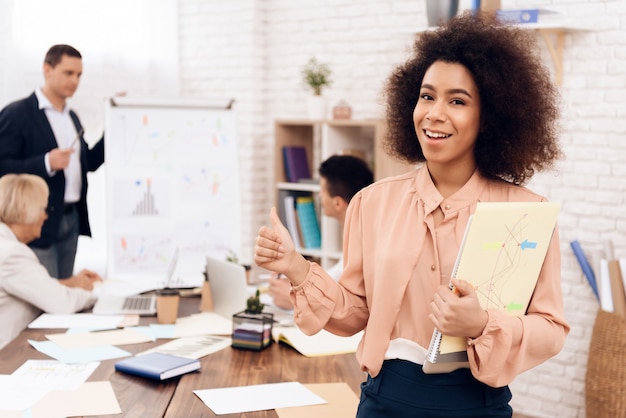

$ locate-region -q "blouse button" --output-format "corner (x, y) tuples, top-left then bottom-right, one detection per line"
(430, 264), (436, 271)
(444, 204), (451, 210)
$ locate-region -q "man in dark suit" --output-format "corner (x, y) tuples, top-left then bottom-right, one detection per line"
(0, 44), (105, 279)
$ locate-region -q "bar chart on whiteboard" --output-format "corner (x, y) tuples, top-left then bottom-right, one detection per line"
(104, 98), (242, 288)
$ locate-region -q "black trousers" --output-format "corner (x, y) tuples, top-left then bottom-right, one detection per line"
(356, 359), (512, 418)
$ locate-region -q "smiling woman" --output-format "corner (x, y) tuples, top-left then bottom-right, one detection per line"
(414, 61), (482, 193)
(254, 10), (568, 418)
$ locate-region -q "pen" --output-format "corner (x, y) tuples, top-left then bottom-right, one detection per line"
(70, 128), (84, 148)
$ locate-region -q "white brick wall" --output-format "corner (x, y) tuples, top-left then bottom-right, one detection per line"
(0, 1), (623, 416)
(178, 2), (626, 417)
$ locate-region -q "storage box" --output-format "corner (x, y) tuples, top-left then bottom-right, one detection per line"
(231, 311), (274, 351)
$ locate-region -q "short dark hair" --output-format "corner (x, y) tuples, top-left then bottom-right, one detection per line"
(318, 155), (374, 203)
(383, 11), (561, 185)
(44, 44), (82, 67)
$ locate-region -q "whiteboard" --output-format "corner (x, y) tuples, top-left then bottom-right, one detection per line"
(104, 97), (241, 287)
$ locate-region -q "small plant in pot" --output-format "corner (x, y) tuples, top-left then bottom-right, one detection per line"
(302, 57), (332, 119)
(302, 57), (332, 96)
(246, 289), (265, 314)
(231, 290), (274, 351)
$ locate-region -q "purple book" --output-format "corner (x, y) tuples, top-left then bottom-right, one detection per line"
(282, 146), (311, 182)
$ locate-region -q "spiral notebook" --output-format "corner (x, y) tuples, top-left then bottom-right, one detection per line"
(423, 201), (561, 374)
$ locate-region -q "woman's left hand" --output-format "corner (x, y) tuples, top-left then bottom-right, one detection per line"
(429, 278), (488, 339)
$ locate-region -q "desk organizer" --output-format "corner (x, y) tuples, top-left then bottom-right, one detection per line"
(231, 311), (274, 351)
(585, 309), (626, 418)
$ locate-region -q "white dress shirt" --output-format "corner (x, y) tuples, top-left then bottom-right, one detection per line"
(35, 88), (82, 204)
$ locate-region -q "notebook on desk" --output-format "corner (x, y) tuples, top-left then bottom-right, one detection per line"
(93, 249), (179, 315)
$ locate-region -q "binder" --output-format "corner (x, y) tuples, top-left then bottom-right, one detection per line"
(296, 196), (321, 249)
(423, 201), (561, 374)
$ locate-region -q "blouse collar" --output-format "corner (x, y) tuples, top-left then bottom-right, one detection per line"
(416, 166), (488, 215)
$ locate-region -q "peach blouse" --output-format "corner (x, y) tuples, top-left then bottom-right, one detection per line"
(291, 166), (569, 388)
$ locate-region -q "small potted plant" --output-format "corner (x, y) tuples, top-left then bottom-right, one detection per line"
(231, 290), (274, 351)
(302, 57), (332, 119)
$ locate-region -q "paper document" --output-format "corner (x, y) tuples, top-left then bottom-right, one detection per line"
(194, 382), (326, 414)
(28, 313), (127, 330)
(12, 360), (99, 390)
(275, 383), (359, 418)
(138, 335), (232, 359)
(0, 375), (57, 412)
(173, 312), (233, 337)
(31, 381), (121, 417)
(28, 340), (131, 364)
(273, 327), (363, 357)
(45, 328), (153, 349)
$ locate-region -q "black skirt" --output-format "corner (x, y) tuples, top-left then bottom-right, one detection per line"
(356, 359), (512, 418)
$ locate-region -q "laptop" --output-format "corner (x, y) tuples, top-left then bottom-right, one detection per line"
(205, 255), (295, 325)
(92, 249), (178, 315)
(205, 255), (251, 319)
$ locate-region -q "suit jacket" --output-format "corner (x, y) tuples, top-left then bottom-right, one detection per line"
(0, 223), (96, 349)
(0, 92), (105, 248)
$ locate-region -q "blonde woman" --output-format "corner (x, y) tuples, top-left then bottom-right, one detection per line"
(0, 173), (100, 349)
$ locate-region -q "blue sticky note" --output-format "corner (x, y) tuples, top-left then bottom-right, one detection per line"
(28, 340), (131, 364)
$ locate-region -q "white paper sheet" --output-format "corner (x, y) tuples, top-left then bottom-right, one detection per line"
(28, 313), (126, 329)
(28, 340), (131, 364)
(138, 335), (231, 359)
(12, 360), (99, 390)
(0, 375), (56, 411)
(193, 382), (326, 414)
(45, 328), (153, 349)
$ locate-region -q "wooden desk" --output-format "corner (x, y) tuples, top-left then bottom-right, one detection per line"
(0, 296), (365, 417)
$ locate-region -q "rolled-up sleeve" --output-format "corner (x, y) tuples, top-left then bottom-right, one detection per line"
(292, 193), (369, 337)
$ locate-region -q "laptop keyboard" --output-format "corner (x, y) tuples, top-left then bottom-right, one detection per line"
(122, 296), (154, 311)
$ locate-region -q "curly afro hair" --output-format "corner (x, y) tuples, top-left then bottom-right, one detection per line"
(383, 11), (562, 185)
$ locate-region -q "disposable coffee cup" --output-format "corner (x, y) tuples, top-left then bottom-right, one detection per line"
(156, 288), (180, 324)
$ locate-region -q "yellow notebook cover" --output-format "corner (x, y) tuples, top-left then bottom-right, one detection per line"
(424, 201), (561, 373)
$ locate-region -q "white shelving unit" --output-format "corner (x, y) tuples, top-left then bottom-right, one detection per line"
(274, 118), (412, 268)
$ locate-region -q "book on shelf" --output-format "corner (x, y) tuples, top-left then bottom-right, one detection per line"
(423, 201), (561, 374)
(114, 352), (201, 381)
(283, 194), (303, 249)
(495, 8), (561, 24)
(296, 196), (321, 249)
(282, 146), (311, 183)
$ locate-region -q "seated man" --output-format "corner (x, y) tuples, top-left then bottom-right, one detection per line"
(0, 173), (101, 349)
(268, 155), (373, 309)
